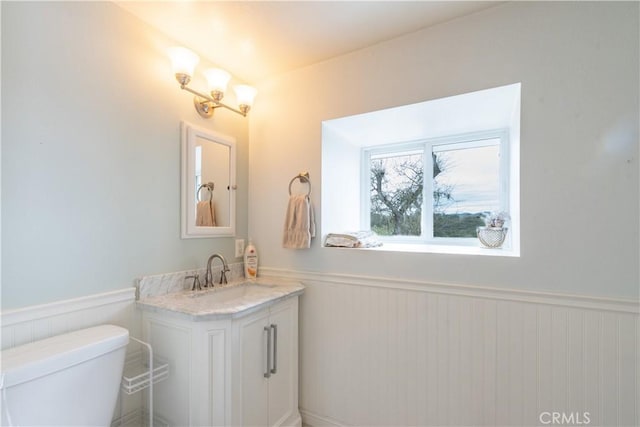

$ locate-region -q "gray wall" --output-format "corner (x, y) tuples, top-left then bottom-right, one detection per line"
(249, 1), (639, 299)
(1, 2), (250, 309)
(2, 1), (638, 310)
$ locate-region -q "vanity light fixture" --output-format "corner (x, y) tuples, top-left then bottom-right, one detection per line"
(168, 47), (257, 118)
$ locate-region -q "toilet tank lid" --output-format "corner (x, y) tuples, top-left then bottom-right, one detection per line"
(0, 325), (129, 389)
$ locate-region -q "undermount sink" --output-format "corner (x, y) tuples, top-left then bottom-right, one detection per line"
(136, 278), (304, 321)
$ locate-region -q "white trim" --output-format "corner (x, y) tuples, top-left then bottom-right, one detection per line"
(300, 409), (346, 427)
(327, 240), (519, 257)
(1, 287), (136, 327)
(260, 268), (639, 314)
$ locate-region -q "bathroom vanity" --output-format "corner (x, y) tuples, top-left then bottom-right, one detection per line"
(137, 279), (304, 427)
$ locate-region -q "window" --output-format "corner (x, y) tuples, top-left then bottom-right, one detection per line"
(362, 130), (508, 245)
(321, 83), (520, 256)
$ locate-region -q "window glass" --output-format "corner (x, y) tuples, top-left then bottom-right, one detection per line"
(432, 140), (500, 237)
(370, 150), (423, 236)
(365, 134), (505, 242)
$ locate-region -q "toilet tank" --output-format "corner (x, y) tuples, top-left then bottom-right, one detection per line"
(0, 324), (129, 426)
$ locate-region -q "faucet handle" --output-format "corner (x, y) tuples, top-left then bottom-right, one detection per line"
(186, 275), (202, 291)
(219, 270), (228, 285)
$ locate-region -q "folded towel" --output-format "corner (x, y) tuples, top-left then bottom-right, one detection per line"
(196, 201), (216, 226)
(283, 195), (316, 249)
(324, 231), (382, 248)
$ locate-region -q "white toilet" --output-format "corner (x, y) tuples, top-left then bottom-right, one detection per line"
(0, 324), (129, 426)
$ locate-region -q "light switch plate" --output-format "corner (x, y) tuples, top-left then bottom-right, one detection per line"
(235, 239), (245, 258)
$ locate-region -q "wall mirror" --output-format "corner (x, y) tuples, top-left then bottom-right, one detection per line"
(181, 121), (236, 238)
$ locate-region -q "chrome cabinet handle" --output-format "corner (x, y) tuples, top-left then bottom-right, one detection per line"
(270, 324), (278, 375)
(264, 326), (271, 378)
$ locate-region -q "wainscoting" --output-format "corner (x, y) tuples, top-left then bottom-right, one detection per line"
(262, 268), (639, 427)
(2, 275), (637, 426)
(1, 287), (138, 350)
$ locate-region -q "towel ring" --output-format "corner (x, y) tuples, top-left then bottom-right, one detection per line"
(288, 172), (311, 197)
(197, 182), (214, 202)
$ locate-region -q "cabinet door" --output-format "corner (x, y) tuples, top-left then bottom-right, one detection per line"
(145, 318), (192, 427)
(239, 309), (271, 426)
(267, 299), (297, 427)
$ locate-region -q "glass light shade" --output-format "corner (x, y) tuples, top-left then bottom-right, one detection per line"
(204, 68), (231, 93)
(234, 85), (257, 107)
(167, 47), (199, 77)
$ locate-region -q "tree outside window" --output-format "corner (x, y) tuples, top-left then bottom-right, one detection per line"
(367, 134), (504, 240)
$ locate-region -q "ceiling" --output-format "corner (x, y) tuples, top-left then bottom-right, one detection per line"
(115, 1), (501, 84)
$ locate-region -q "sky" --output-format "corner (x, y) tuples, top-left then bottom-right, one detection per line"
(435, 144), (500, 214)
(372, 142), (501, 215)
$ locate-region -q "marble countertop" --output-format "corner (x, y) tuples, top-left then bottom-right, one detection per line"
(136, 277), (304, 321)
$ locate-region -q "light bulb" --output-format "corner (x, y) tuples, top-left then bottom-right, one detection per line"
(167, 47), (199, 84)
(234, 85), (257, 112)
(203, 68), (231, 101)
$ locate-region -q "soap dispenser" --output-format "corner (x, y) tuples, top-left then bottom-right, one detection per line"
(244, 238), (258, 279)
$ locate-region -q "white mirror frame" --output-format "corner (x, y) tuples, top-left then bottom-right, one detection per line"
(181, 121), (237, 238)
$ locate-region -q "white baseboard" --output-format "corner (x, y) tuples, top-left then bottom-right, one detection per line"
(301, 409), (346, 427)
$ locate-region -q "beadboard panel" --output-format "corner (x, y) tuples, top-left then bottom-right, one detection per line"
(261, 269), (639, 427)
(1, 288), (138, 350)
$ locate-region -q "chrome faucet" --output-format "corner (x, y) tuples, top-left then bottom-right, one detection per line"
(206, 253), (230, 287)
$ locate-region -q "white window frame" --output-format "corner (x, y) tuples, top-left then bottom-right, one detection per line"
(361, 129), (510, 247)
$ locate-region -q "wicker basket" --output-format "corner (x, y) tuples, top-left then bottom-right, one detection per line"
(477, 226), (508, 248)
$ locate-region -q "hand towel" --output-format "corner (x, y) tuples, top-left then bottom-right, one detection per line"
(324, 231), (383, 248)
(196, 201), (216, 227)
(283, 195), (315, 249)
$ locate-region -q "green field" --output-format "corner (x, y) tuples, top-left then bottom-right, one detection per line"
(372, 212), (485, 238)
(433, 213), (485, 237)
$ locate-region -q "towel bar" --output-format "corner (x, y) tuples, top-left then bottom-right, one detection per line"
(197, 182), (214, 201)
(288, 172), (311, 196)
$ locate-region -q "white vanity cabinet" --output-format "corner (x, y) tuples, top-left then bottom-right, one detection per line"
(232, 296), (299, 427)
(141, 295), (301, 427)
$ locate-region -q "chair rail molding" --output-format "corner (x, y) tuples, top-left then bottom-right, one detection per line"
(1, 287), (137, 350)
(260, 267), (639, 314)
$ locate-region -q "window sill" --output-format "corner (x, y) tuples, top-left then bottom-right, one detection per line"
(325, 242), (519, 257)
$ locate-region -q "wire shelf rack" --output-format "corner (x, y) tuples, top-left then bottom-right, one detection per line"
(112, 337), (169, 427)
(121, 350), (169, 395)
